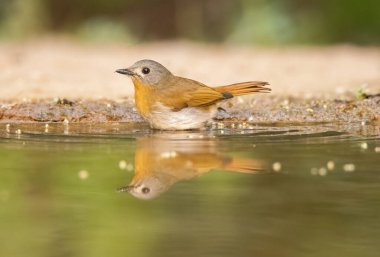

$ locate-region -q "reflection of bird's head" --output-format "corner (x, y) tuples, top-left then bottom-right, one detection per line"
(118, 175), (171, 200)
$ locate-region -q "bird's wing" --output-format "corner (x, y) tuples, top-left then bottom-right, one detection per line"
(158, 77), (231, 111)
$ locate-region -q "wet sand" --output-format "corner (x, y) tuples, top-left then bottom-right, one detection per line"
(1, 95), (379, 124)
(0, 39), (379, 123)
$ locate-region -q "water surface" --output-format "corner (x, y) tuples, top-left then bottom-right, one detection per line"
(0, 122), (379, 257)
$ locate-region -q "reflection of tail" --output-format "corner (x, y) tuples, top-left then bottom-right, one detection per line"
(222, 157), (264, 174)
(215, 81), (271, 97)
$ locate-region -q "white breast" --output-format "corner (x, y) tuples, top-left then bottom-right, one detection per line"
(144, 102), (216, 130)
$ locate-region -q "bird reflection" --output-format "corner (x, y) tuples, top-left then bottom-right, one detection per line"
(118, 132), (264, 200)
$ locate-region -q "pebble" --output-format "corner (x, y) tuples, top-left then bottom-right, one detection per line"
(15, 129), (22, 135)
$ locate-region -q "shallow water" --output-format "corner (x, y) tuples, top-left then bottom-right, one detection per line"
(0, 122), (379, 257)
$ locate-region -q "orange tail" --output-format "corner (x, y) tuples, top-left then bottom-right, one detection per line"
(215, 81), (271, 97)
(222, 157), (264, 174)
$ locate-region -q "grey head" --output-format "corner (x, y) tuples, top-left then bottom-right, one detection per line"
(116, 59), (172, 85)
(117, 176), (168, 200)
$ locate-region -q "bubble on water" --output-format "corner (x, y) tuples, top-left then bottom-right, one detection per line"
(119, 160), (133, 171)
(272, 162), (282, 172)
(78, 170), (89, 180)
(119, 160), (127, 170)
(343, 163), (355, 172)
(375, 147), (380, 153)
(360, 142), (368, 150)
(327, 161), (335, 171)
(318, 167), (327, 176)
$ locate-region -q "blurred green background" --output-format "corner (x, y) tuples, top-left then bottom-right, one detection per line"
(0, 0), (379, 44)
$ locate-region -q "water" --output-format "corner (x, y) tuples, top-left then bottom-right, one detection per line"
(0, 122), (379, 257)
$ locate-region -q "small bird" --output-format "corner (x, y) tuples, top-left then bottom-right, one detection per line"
(116, 60), (270, 130)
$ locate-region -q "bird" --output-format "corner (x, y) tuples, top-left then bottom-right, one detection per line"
(116, 59), (270, 130)
(117, 133), (264, 200)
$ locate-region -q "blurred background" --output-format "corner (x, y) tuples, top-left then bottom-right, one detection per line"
(1, 0), (379, 100)
(0, 0), (379, 45)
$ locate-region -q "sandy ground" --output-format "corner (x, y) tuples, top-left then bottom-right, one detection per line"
(0, 38), (379, 123)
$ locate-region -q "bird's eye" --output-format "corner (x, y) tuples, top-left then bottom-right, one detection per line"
(142, 67), (150, 74)
(142, 187), (150, 194)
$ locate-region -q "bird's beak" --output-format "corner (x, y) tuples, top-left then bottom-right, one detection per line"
(117, 185), (135, 193)
(115, 68), (135, 76)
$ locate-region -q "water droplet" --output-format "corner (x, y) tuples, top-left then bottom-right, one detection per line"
(360, 142), (368, 150)
(327, 161), (335, 171)
(343, 163), (355, 172)
(318, 167), (327, 176)
(272, 162), (282, 172)
(78, 170), (89, 180)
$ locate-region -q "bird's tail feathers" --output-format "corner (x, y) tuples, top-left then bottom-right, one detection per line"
(223, 157), (264, 174)
(215, 81), (271, 96)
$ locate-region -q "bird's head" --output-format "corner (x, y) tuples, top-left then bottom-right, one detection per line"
(116, 59), (172, 86)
